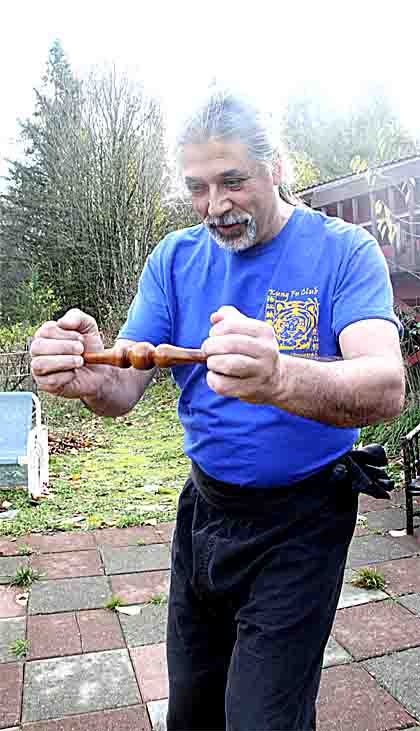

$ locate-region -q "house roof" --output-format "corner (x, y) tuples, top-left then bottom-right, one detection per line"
(296, 154), (420, 208)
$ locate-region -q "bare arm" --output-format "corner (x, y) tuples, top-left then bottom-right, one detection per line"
(202, 308), (405, 428)
(270, 320), (405, 427)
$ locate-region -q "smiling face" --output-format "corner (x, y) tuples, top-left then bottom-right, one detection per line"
(180, 138), (287, 252)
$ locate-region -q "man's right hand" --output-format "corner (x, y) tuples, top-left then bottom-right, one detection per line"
(31, 308), (107, 400)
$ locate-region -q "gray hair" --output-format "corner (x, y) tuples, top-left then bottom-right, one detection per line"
(176, 88), (298, 205)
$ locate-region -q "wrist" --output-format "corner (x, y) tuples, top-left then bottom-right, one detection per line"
(268, 355), (289, 407)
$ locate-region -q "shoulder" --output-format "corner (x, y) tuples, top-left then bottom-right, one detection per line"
(299, 207), (379, 260)
(149, 224), (209, 266)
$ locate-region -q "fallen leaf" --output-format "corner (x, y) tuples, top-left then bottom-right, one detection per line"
(389, 529), (407, 537)
(16, 593), (29, 606)
(115, 605), (142, 616)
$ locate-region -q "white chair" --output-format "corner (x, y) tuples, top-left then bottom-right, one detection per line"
(0, 392), (49, 499)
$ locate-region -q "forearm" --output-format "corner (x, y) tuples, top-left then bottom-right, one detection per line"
(82, 365), (155, 417)
(272, 355), (405, 427)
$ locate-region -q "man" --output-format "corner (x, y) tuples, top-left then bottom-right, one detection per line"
(31, 90), (404, 731)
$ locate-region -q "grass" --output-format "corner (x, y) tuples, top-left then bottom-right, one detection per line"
(10, 638), (30, 659)
(0, 379), (189, 537)
(149, 593), (168, 606)
(352, 568), (386, 591)
(105, 594), (126, 610)
(358, 401), (420, 460)
(9, 566), (42, 588)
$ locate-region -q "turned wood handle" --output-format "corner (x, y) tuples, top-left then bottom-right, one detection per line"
(83, 342), (207, 370)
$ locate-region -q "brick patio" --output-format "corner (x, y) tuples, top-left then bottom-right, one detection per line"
(0, 497), (420, 730)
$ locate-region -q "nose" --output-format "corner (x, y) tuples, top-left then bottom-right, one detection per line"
(207, 185), (233, 218)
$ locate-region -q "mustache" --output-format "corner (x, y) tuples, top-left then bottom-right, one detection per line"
(205, 213), (252, 227)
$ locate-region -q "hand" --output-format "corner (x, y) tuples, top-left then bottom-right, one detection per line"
(201, 306), (282, 404)
(31, 308), (109, 399)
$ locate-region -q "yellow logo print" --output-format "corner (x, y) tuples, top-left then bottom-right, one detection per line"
(265, 288), (319, 355)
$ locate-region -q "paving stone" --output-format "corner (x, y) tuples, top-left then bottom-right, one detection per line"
(101, 544), (171, 575)
(347, 534), (414, 567)
(31, 550), (103, 580)
(0, 556), (29, 584)
(364, 646), (420, 721)
(22, 705), (151, 730)
(333, 599), (420, 660)
(0, 662), (23, 728)
(0, 586), (27, 618)
(22, 649), (141, 723)
(317, 663), (416, 731)
(0, 537), (26, 557)
(398, 593), (420, 616)
(338, 582), (387, 609)
(0, 617), (26, 663)
(375, 557), (420, 596)
(111, 571), (170, 605)
(24, 532), (96, 553)
(322, 636), (352, 668)
(153, 523), (175, 544)
(29, 576), (112, 614)
(364, 507), (412, 534)
(93, 526), (161, 547)
(358, 494), (393, 512)
(147, 698), (168, 731)
(119, 603), (167, 647)
(77, 609), (125, 653)
(131, 643), (168, 702)
(27, 613), (81, 660)
(343, 568), (356, 583)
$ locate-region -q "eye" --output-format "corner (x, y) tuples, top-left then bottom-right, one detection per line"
(224, 178), (245, 190)
(186, 182), (207, 195)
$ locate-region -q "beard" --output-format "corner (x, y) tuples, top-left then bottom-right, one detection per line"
(204, 212), (258, 252)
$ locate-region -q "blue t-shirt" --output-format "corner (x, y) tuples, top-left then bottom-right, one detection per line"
(119, 207), (399, 487)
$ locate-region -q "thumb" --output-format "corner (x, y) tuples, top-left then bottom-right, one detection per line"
(210, 305), (246, 325)
(57, 308), (99, 336)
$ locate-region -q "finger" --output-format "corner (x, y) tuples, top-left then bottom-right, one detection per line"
(207, 371), (260, 399)
(57, 308), (99, 336)
(30, 338), (85, 358)
(202, 334), (262, 359)
(210, 306), (246, 325)
(206, 354), (259, 378)
(209, 317), (274, 339)
(33, 369), (79, 392)
(33, 321), (85, 342)
(31, 354), (84, 376)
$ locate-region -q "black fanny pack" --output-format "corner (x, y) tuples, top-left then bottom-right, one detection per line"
(342, 443), (395, 500)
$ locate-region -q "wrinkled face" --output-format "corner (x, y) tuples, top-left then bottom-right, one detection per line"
(180, 138), (282, 252)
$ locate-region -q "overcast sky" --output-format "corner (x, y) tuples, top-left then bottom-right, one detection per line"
(1, 0), (419, 181)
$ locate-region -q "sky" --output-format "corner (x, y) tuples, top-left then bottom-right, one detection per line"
(1, 0), (419, 182)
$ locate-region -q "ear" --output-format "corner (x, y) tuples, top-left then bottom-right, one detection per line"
(272, 156), (283, 187)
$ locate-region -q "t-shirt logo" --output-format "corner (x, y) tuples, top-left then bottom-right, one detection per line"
(265, 288), (320, 357)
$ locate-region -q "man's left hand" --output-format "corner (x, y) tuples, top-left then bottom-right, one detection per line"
(201, 306), (282, 404)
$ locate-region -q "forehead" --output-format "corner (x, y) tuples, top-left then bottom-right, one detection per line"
(180, 138), (255, 179)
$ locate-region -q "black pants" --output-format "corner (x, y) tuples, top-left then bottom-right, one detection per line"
(166, 462), (358, 731)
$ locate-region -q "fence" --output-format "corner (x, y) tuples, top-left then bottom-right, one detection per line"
(0, 343), (36, 393)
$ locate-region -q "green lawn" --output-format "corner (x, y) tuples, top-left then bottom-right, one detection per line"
(0, 378), (189, 537)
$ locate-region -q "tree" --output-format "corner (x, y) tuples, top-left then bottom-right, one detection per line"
(285, 82), (419, 189)
(0, 41), (169, 332)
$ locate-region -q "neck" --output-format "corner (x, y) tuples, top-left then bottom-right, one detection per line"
(261, 197), (296, 243)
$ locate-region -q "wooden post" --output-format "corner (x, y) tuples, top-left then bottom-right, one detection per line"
(351, 197), (358, 224)
(337, 201), (344, 220)
(369, 192), (378, 238)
